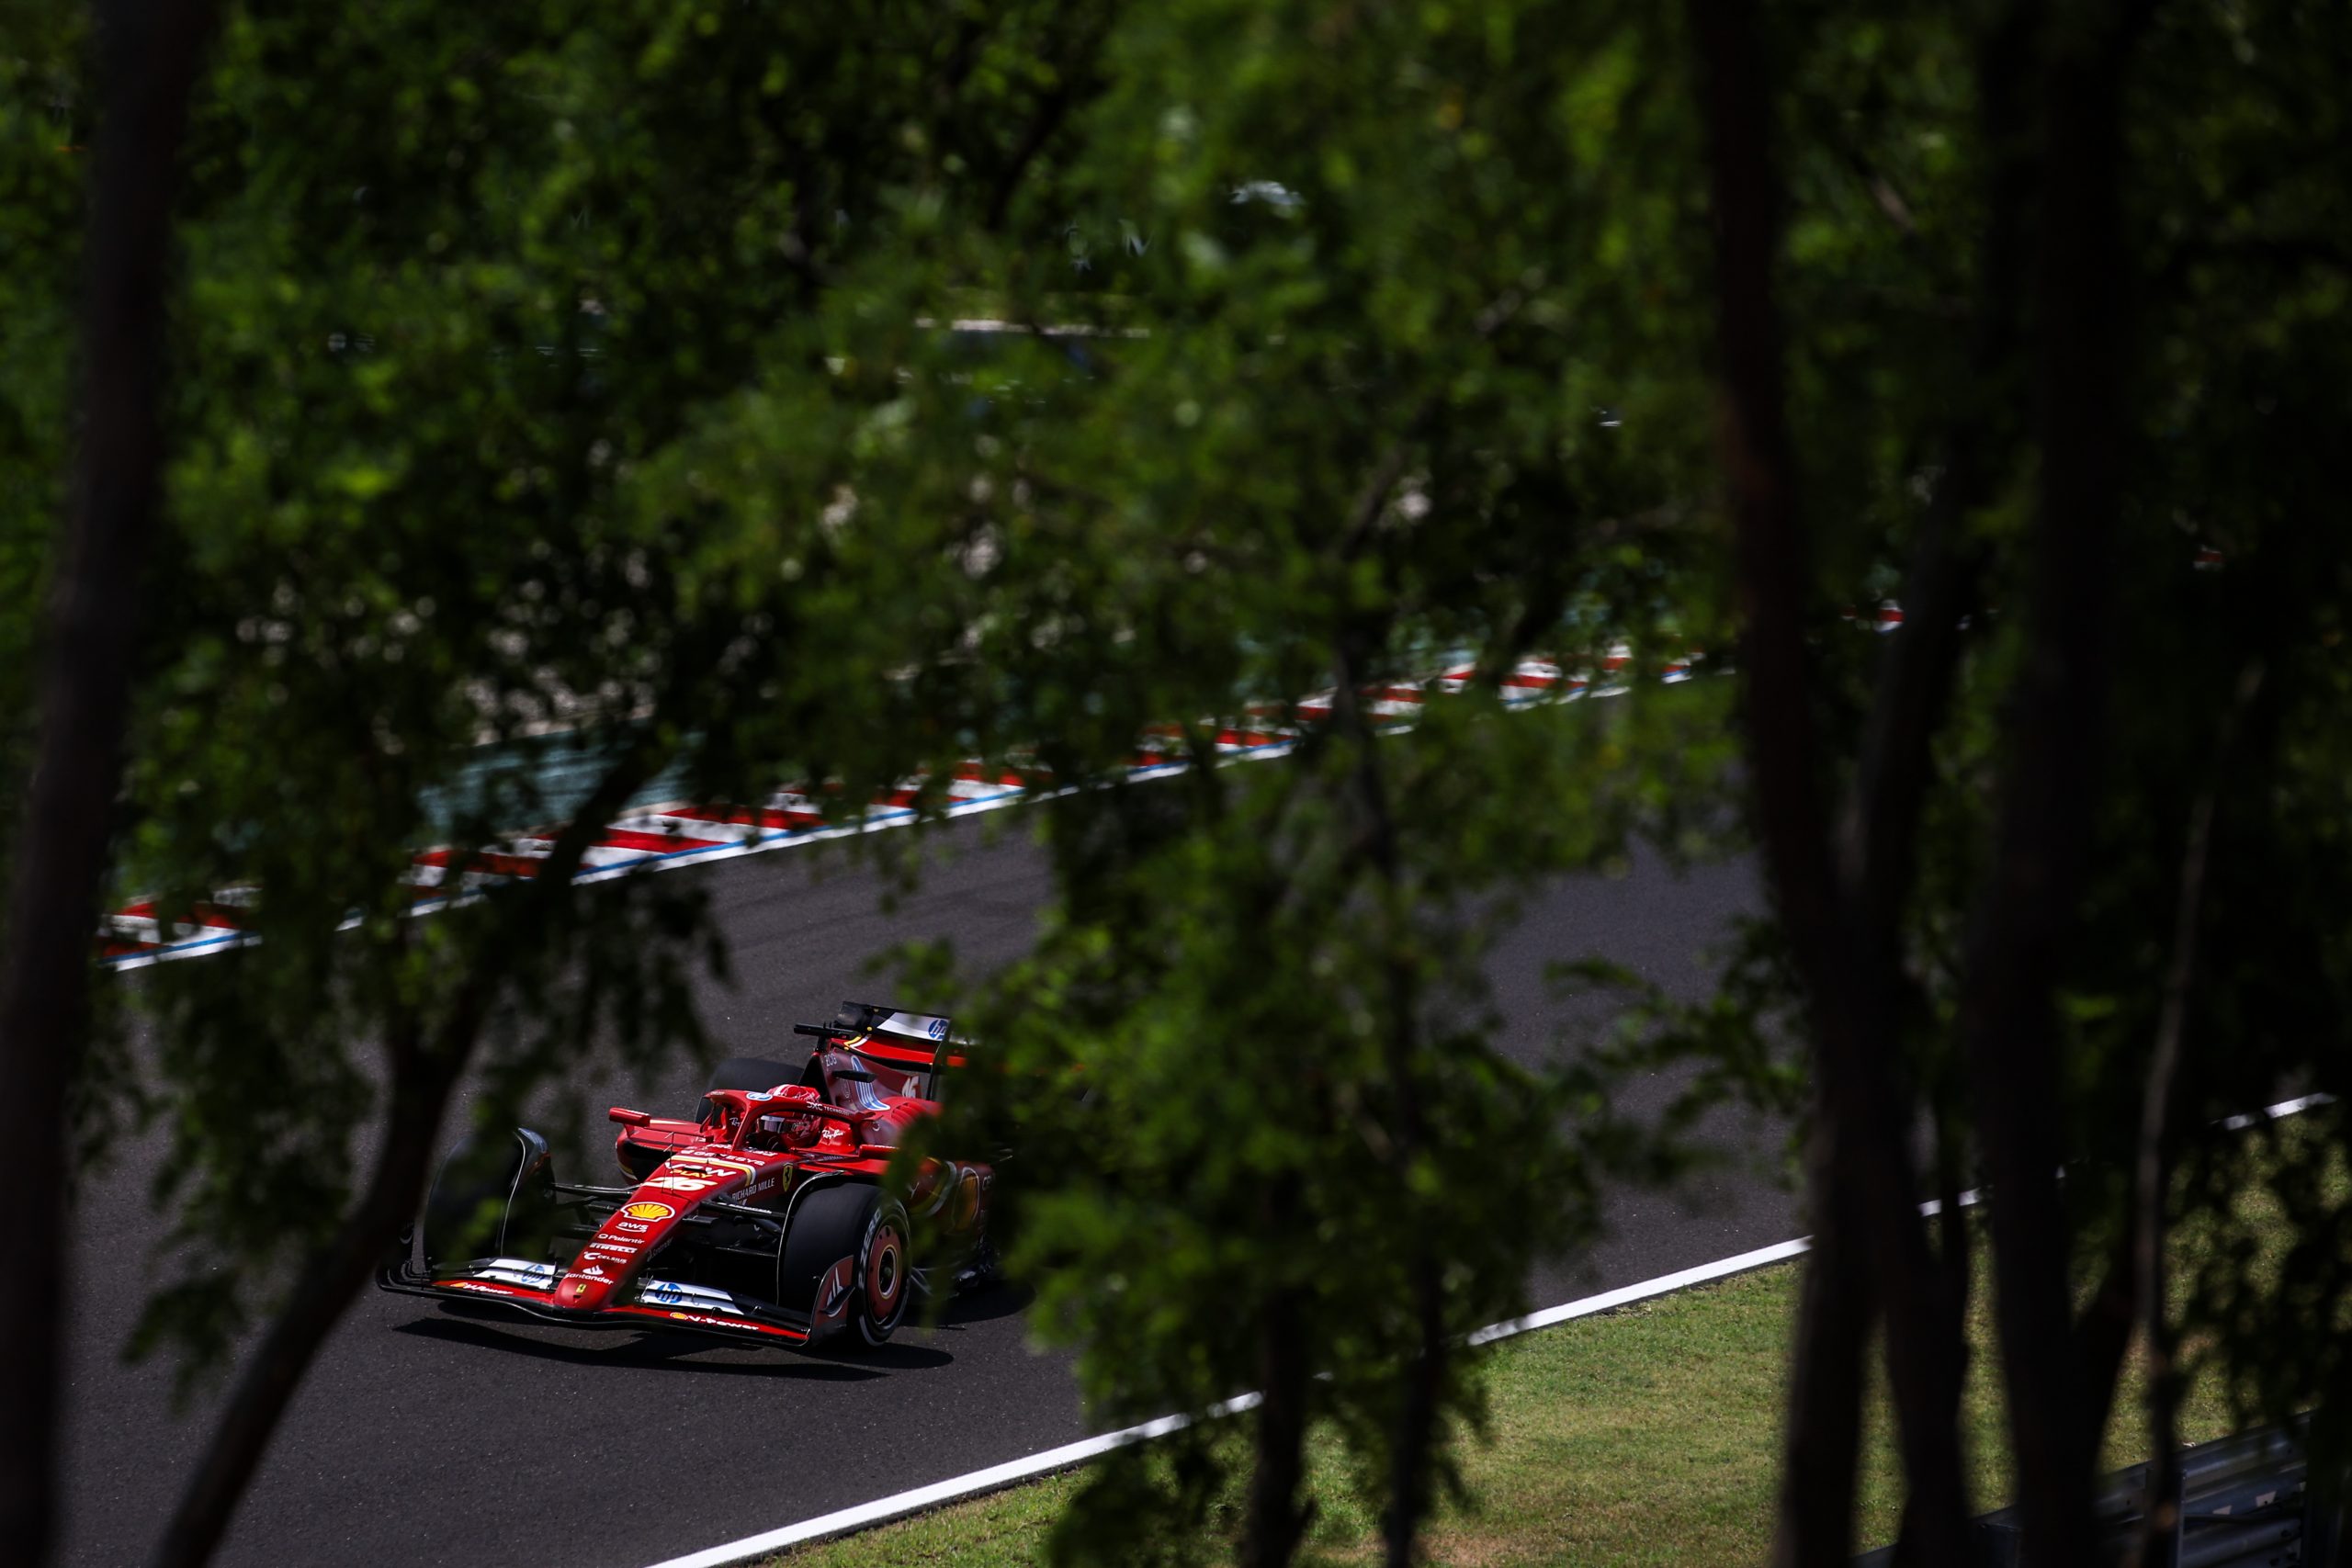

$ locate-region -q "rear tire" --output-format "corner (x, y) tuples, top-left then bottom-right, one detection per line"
(421, 1129), (553, 1272)
(776, 1182), (913, 1346)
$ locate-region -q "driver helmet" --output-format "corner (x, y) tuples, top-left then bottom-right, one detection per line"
(752, 1084), (823, 1147)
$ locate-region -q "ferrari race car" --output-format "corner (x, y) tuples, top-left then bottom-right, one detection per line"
(379, 1002), (992, 1349)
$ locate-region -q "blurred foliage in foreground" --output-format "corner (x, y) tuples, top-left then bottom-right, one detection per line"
(4, 0), (2351, 1563)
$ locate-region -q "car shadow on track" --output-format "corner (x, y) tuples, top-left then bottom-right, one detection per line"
(392, 1314), (904, 1379)
(794, 1337), (957, 1371)
(939, 1280), (1033, 1326)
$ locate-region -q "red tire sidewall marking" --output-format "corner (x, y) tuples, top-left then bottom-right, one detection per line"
(863, 1210), (906, 1327)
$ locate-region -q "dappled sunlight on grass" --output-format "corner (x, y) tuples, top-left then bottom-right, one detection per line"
(770, 1152), (2324, 1568)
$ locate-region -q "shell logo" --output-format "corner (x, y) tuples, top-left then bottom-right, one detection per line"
(622, 1201), (674, 1222)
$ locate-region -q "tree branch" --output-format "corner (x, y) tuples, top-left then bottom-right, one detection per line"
(145, 978), (483, 1568)
(0, 2), (220, 1562)
(142, 687), (692, 1566)
(2131, 661), (2263, 1568)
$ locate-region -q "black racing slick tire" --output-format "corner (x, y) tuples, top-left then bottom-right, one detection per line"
(776, 1182), (914, 1346)
(697, 1055), (800, 1124)
(421, 1128), (554, 1272)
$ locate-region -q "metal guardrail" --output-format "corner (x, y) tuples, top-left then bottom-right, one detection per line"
(1857, 1417), (2333, 1566)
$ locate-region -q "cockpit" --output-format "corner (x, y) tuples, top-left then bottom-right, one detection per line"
(694, 1084), (828, 1152)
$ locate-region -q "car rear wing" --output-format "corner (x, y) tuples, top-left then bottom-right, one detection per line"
(795, 999), (966, 1047)
(795, 999), (967, 1098)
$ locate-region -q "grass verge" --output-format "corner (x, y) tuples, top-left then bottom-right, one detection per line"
(760, 1132), (2326, 1568)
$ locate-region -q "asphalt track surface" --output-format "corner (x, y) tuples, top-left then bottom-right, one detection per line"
(60, 811), (1788, 1568)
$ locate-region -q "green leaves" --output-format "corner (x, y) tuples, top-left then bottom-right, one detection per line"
(12, 0), (1143, 1393)
(7, 0), (2343, 1551)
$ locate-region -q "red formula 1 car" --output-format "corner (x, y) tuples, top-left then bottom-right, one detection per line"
(379, 1002), (992, 1349)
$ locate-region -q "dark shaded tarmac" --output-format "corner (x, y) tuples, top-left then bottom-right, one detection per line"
(59, 811), (1786, 1568)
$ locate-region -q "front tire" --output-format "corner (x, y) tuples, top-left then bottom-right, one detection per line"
(777, 1183), (914, 1346)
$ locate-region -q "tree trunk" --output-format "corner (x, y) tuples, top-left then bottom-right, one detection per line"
(2074, 1256), (2137, 1476)
(1889, 1118), (1977, 1565)
(2130, 669), (2256, 1568)
(1685, 0), (1972, 1557)
(0, 2), (218, 1563)
(1775, 1125), (1876, 1567)
(1241, 1198), (1313, 1568)
(144, 1010), (472, 1568)
(1330, 580), (1444, 1568)
(1956, 11), (2141, 1564)
(1385, 1257), (1446, 1568)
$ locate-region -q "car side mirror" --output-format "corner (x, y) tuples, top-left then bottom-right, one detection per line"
(607, 1107), (650, 1127)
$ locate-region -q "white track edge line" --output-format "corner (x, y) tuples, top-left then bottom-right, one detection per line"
(95, 740), (1305, 973)
(640, 1392), (1264, 1568)
(640, 1089), (2331, 1568)
(1463, 1235), (1812, 1349)
(105, 673), (1682, 973)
